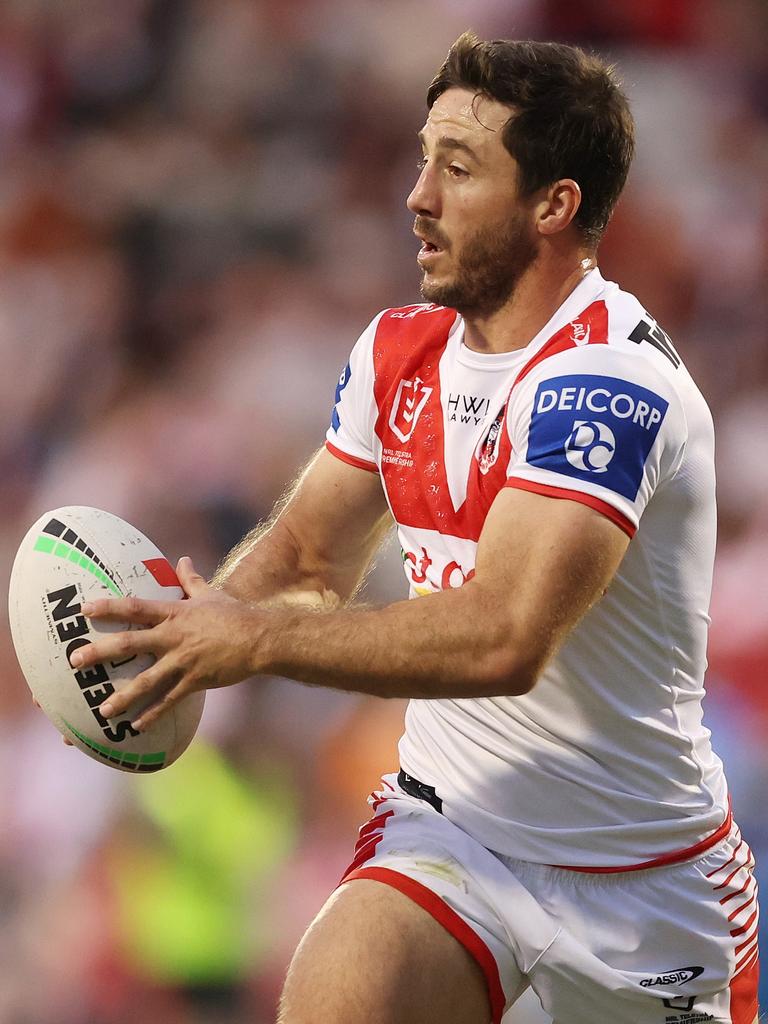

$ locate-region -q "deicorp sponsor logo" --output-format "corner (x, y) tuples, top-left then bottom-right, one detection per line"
(640, 966), (704, 988)
(526, 374), (669, 501)
(535, 379), (665, 428)
(564, 420), (616, 473)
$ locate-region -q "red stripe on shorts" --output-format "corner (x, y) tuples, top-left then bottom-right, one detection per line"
(720, 874), (751, 906)
(707, 838), (743, 879)
(714, 853), (754, 893)
(728, 953), (759, 1024)
(357, 810), (393, 844)
(736, 926), (760, 955)
(730, 908), (758, 938)
(341, 810), (394, 878)
(735, 937), (759, 975)
(343, 865), (507, 1024)
(728, 892), (757, 923)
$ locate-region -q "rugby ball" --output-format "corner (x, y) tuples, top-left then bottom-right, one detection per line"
(8, 507), (205, 772)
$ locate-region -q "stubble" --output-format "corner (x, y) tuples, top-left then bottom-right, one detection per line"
(419, 214), (539, 318)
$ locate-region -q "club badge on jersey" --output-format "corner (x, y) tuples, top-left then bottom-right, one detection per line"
(389, 376), (433, 444)
(526, 374), (669, 500)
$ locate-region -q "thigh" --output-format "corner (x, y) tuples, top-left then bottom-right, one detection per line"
(278, 878), (492, 1024)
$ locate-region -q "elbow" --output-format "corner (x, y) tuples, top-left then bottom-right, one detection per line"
(473, 645), (542, 697)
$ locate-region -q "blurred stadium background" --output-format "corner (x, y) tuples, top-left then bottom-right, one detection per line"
(0, 1), (765, 1021)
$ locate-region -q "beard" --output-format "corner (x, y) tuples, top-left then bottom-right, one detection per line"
(417, 213), (539, 318)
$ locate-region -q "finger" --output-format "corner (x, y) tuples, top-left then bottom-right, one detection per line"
(68, 627), (164, 670)
(98, 659), (179, 721)
(176, 556), (210, 599)
(80, 596), (172, 626)
(131, 679), (194, 732)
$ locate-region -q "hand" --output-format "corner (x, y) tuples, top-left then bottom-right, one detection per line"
(69, 556), (264, 731)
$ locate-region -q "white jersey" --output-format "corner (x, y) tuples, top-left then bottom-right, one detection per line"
(326, 269), (729, 868)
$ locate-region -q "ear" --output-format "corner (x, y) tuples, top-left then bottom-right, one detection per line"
(535, 179), (582, 236)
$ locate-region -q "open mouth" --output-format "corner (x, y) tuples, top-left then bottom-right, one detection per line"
(418, 240), (444, 263)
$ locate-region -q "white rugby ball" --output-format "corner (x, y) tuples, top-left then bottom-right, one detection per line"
(8, 507), (205, 772)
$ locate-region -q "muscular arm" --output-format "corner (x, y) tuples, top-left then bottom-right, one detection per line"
(255, 486), (628, 697)
(212, 447), (392, 608)
(76, 486), (629, 726)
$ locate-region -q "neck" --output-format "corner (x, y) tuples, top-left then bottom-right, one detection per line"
(462, 252), (597, 354)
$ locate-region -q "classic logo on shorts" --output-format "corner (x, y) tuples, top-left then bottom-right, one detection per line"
(389, 376), (433, 443)
(639, 966), (704, 988)
(526, 374), (669, 500)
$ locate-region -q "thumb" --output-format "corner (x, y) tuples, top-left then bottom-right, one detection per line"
(176, 555), (210, 599)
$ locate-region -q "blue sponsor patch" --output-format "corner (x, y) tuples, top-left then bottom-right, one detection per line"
(526, 374), (668, 500)
(330, 361), (351, 432)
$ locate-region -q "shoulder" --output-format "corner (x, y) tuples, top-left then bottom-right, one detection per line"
(507, 282), (701, 469)
(374, 302), (459, 339)
(351, 303), (458, 356)
(364, 304), (460, 384)
(514, 280), (692, 412)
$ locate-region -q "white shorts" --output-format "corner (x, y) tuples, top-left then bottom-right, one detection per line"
(340, 773), (760, 1024)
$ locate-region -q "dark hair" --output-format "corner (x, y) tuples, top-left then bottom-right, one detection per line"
(427, 32), (635, 247)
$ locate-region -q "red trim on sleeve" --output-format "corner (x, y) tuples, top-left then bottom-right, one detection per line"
(342, 865), (507, 1024)
(325, 440), (378, 474)
(504, 477), (636, 539)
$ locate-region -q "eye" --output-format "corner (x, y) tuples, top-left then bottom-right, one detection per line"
(417, 157), (427, 171)
(447, 164), (468, 179)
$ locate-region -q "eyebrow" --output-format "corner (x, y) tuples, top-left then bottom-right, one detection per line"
(417, 131), (480, 163)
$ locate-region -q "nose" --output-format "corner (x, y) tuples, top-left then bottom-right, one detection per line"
(407, 163), (440, 218)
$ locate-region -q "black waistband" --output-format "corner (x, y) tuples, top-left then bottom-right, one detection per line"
(397, 769), (443, 814)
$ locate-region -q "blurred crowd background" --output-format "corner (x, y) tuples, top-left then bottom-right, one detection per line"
(0, 1), (766, 1021)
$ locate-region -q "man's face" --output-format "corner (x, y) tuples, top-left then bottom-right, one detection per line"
(407, 87), (539, 318)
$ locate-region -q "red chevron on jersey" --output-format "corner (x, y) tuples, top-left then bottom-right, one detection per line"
(373, 306), (456, 532)
(372, 306), (513, 543)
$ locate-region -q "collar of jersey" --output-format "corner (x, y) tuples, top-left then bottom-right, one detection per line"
(455, 267), (607, 371)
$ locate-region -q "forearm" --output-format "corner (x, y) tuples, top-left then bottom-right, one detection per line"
(210, 449), (390, 609)
(211, 519), (341, 610)
(254, 582), (538, 699)
(79, 487), (626, 730)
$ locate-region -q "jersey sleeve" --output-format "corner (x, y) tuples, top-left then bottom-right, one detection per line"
(325, 311), (383, 473)
(504, 347), (687, 537)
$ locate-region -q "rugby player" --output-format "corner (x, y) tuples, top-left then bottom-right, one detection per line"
(71, 33), (759, 1024)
